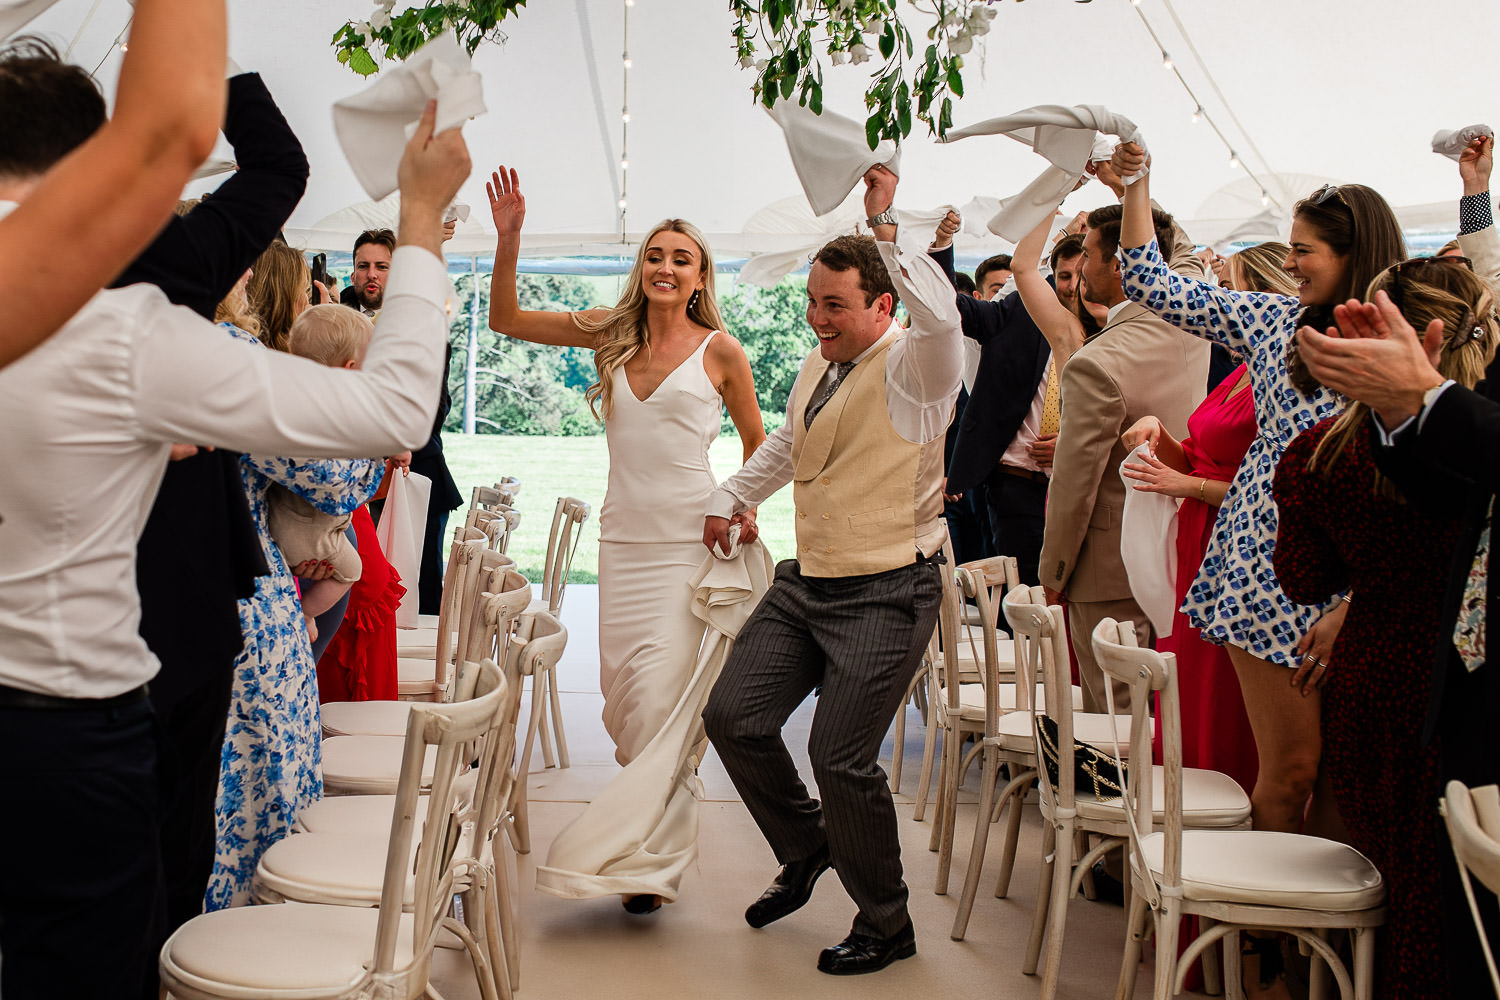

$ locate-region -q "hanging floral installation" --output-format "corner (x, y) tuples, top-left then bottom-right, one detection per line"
(332, 0), (1004, 147)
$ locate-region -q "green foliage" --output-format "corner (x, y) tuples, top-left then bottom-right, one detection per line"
(445, 273), (600, 437)
(730, 0), (1001, 148)
(717, 278), (815, 432)
(332, 0), (529, 78)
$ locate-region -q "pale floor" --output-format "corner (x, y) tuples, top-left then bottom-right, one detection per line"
(427, 585), (1207, 1000)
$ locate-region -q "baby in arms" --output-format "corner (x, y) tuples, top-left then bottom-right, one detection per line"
(267, 304), (386, 639)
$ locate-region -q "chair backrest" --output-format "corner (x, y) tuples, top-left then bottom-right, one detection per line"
(1441, 781), (1500, 996)
(464, 508), (512, 552)
(955, 567), (1005, 738)
(431, 541), (507, 698)
(539, 497), (590, 613)
(371, 659), (506, 981)
(1000, 585), (1078, 811)
(1090, 617), (1175, 903)
(495, 609), (569, 835)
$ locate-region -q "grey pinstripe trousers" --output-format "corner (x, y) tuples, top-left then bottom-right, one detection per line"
(703, 555), (942, 939)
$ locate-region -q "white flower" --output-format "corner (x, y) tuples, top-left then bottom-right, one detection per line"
(949, 30), (972, 54)
(861, 15), (882, 32)
(370, 7), (391, 30)
(353, 19), (372, 35)
(848, 41), (870, 64)
(942, 8), (963, 28)
(375, 0), (396, 9)
(754, 57), (768, 71)
(739, 54), (755, 69)
(831, 48), (849, 65)
(835, 0), (855, 13)
(967, 7), (994, 35)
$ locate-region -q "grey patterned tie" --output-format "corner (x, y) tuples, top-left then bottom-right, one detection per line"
(804, 361), (856, 429)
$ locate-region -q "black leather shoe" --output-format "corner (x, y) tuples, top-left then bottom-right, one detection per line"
(1085, 860), (1125, 907)
(744, 845), (832, 928)
(816, 922), (917, 975)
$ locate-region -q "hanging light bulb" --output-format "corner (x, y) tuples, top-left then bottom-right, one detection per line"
(618, 197), (628, 210)
(1190, 106), (1202, 124)
(119, 42), (128, 52)
(1161, 51), (1173, 70)
(1260, 191), (1270, 207)
(623, 54), (632, 69)
(625, 0), (634, 6)
(621, 110), (631, 123)
(620, 158), (629, 171)
(1228, 151), (1240, 169)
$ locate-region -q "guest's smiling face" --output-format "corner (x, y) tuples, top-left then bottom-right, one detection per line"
(1284, 219), (1348, 308)
(639, 231), (703, 309)
(806, 262), (892, 363)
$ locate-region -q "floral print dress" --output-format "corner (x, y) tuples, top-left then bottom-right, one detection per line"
(204, 324), (384, 910)
(1119, 240), (1342, 667)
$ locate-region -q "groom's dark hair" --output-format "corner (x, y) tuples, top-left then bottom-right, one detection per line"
(813, 235), (900, 311)
(0, 37), (106, 179)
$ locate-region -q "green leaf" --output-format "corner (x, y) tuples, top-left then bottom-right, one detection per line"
(940, 95), (953, 133)
(810, 82), (823, 115)
(349, 46), (379, 77)
(946, 61), (963, 97)
(925, 43), (938, 67)
(779, 69), (795, 99)
(879, 22), (895, 59)
(768, 1), (784, 33)
(866, 112), (882, 150)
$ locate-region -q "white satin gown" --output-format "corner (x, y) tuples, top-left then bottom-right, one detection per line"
(537, 330), (754, 901)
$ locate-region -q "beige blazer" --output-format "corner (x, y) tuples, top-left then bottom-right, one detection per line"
(1039, 301), (1209, 602)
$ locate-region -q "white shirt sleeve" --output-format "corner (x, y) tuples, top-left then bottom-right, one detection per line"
(132, 246), (449, 457)
(878, 240), (964, 444)
(707, 418), (796, 518)
(1371, 380), (1457, 445)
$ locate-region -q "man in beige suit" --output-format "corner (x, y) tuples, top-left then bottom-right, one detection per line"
(1040, 202), (1209, 713)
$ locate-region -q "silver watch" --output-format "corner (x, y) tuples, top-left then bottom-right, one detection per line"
(865, 208), (898, 229)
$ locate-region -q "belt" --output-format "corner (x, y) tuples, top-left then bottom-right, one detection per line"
(997, 463), (1049, 484)
(0, 682), (150, 711)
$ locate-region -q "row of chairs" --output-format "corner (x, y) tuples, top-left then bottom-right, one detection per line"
(157, 476), (584, 999)
(903, 545), (1390, 999)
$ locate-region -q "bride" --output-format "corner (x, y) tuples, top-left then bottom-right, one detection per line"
(486, 166), (766, 912)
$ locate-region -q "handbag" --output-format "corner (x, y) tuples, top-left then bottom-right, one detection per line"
(1033, 714), (1129, 801)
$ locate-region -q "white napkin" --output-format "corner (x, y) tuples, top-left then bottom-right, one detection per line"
(768, 101), (901, 217)
(1433, 124), (1495, 161)
(0, 0), (59, 40)
(443, 202), (470, 223)
(333, 32), (485, 201)
(943, 104), (1146, 241)
(1117, 443), (1178, 639)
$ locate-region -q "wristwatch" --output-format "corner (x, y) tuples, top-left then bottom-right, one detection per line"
(865, 208), (898, 229)
(1421, 380), (1453, 414)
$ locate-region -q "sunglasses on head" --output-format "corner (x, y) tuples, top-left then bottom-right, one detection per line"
(1310, 184), (1343, 206)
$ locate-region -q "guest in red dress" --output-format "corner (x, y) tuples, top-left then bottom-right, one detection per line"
(1122, 362), (1258, 793)
(316, 504), (405, 702)
(1273, 257), (1497, 999)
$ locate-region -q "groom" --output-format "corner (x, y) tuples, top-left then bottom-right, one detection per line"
(702, 165), (962, 974)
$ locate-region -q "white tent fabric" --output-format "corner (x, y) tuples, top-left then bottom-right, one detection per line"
(14, 0), (1500, 261)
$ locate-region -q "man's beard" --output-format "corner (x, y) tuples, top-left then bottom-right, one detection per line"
(358, 285), (384, 310)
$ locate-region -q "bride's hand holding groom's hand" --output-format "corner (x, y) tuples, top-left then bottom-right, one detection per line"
(702, 511), (758, 555)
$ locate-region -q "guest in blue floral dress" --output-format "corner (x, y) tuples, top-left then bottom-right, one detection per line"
(1110, 141), (1405, 865)
(203, 323), (385, 910)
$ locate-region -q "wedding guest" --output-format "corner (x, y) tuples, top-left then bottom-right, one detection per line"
(0, 0), (224, 370)
(0, 93), (467, 998)
(249, 239), (317, 351)
(487, 165), (765, 913)
(1275, 258), (1497, 999)
(116, 64), (311, 972)
(703, 165), (961, 975)
(1119, 240), (1295, 793)
(1038, 201), (1211, 713)
(974, 252), (1013, 299)
(348, 227), (395, 315)
(1296, 144), (1500, 993)
(1114, 141), (1404, 994)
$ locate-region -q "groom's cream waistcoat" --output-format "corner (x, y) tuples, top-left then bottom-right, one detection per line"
(789, 336), (946, 578)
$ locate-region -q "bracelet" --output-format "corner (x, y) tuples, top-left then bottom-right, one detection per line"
(1198, 478), (1207, 502)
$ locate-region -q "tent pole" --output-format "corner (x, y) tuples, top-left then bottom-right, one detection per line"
(464, 254), (479, 435)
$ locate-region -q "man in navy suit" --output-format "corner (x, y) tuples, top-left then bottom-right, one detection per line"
(927, 231), (1082, 585)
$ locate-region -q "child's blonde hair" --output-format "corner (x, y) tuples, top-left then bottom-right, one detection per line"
(287, 304), (373, 368)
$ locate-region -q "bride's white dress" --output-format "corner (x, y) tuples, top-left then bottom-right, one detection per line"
(536, 330), (767, 901)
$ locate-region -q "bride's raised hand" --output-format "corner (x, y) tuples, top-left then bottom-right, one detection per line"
(486, 165), (525, 237)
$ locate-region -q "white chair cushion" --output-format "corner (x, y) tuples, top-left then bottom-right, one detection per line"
(256, 832), (413, 906)
(295, 771), (476, 833)
(1076, 766), (1250, 827)
(940, 682), (1083, 722)
(395, 638), (439, 660)
(994, 711), (1135, 757)
(320, 699), (414, 738)
(397, 656), (436, 685)
(1139, 829), (1385, 911)
(321, 735), (438, 795)
(162, 902), (413, 992)
(414, 613), (439, 629)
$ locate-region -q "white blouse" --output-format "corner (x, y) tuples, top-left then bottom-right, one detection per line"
(0, 204), (451, 697)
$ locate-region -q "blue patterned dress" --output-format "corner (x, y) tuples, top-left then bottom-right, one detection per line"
(1119, 240), (1342, 667)
(205, 324), (384, 910)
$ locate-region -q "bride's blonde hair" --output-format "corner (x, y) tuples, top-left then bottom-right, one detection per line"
(574, 219), (724, 420)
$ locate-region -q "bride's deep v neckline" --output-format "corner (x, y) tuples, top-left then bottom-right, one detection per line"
(622, 331), (715, 404)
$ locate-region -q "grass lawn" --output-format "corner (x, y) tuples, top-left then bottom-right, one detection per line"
(442, 433), (796, 582)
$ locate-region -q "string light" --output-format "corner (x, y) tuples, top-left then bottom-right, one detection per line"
(621, 110), (631, 123)
(620, 158), (629, 170)
(1160, 51), (1172, 70)
(1228, 151), (1240, 169)
(619, 0), (631, 240)
(119, 42), (127, 51)
(1260, 191), (1270, 206)
(618, 197), (628, 210)
(622, 53), (632, 69)
(1190, 105), (1202, 124)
